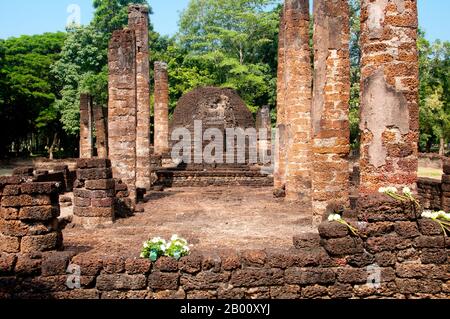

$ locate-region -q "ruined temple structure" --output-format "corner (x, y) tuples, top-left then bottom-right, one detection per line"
(1, 1), (449, 301)
(155, 87), (273, 187)
(274, 0), (420, 224)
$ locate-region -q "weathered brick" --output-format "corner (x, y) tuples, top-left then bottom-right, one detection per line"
(420, 249), (448, 265)
(318, 222), (349, 239)
(179, 253), (203, 274)
(20, 182), (58, 195)
(1, 194), (54, 207)
(125, 258), (152, 275)
(321, 237), (364, 256)
(336, 268), (368, 284)
(285, 268), (335, 285)
(85, 179), (115, 190)
(76, 159), (111, 169)
(181, 272), (230, 291)
(148, 271), (179, 290)
(96, 273), (147, 291)
(20, 232), (61, 253)
(0, 207), (19, 220)
(293, 233), (321, 249)
(76, 168), (113, 181)
(230, 268), (284, 287)
(240, 250), (267, 267)
(395, 221), (420, 238)
(0, 234), (20, 253)
(154, 256), (179, 272)
(19, 206), (59, 221)
(73, 206), (114, 218)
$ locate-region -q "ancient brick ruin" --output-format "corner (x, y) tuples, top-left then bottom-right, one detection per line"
(154, 61), (170, 155)
(79, 94), (93, 159)
(73, 159), (115, 228)
(311, 0), (351, 225)
(359, 0), (419, 194)
(1, 1), (448, 300)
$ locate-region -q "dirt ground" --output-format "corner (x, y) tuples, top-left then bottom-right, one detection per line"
(63, 186), (315, 256)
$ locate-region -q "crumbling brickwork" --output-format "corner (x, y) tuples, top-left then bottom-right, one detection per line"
(443, 159), (450, 211)
(93, 105), (108, 158)
(108, 29), (137, 204)
(359, 0), (419, 194)
(73, 159), (115, 228)
(312, 0), (351, 225)
(79, 94), (93, 159)
(128, 5), (151, 191)
(274, 9), (287, 191)
(154, 61), (170, 155)
(0, 177), (62, 254)
(283, 0), (313, 204)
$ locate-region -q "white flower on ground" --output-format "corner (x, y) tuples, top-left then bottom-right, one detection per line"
(183, 246), (190, 252)
(422, 210), (433, 219)
(140, 252), (145, 258)
(386, 186), (398, 193)
(328, 214), (342, 222)
(171, 234), (179, 241)
(402, 187), (412, 195)
(160, 244), (167, 252)
(378, 187), (386, 193)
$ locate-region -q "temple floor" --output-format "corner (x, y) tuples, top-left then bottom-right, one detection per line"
(63, 186), (315, 256)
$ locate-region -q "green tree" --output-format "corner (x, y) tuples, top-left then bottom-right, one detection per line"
(52, 0), (153, 147)
(173, 0), (279, 112)
(419, 35), (450, 155)
(0, 33), (66, 157)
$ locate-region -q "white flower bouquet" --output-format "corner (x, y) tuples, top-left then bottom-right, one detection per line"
(328, 213), (359, 236)
(378, 186), (420, 207)
(421, 210), (450, 236)
(140, 235), (190, 261)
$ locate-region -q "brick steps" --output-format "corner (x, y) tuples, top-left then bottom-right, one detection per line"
(155, 166), (274, 188)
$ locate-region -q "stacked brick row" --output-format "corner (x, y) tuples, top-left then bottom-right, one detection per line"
(0, 177), (62, 254)
(417, 178), (442, 210)
(283, 0), (313, 204)
(311, 0), (351, 225)
(154, 61), (170, 156)
(443, 159), (450, 211)
(73, 159), (115, 228)
(359, 0), (419, 194)
(1, 221), (447, 299)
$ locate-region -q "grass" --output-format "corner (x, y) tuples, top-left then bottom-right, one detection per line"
(418, 167), (443, 180)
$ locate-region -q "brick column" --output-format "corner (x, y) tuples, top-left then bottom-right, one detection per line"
(74, 159), (115, 228)
(93, 105), (108, 158)
(256, 105), (272, 164)
(129, 5), (151, 191)
(274, 9), (286, 191)
(154, 61), (170, 155)
(80, 93), (93, 159)
(0, 178), (62, 253)
(283, 0), (313, 204)
(359, 0), (419, 194)
(443, 159), (450, 211)
(108, 29), (137, 203)
(312, 0), (351, 224)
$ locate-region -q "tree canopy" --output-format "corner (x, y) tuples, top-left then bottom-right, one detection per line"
(0, 0), (448, 158)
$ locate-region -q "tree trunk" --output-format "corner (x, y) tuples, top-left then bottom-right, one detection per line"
(48, 132), (58, 160)
(439, 137), (445, 156)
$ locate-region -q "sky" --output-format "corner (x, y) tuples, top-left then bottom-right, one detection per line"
(0, 0), (448, 42)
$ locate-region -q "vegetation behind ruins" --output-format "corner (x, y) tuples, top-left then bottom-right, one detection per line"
(0, 0), (448, 158)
